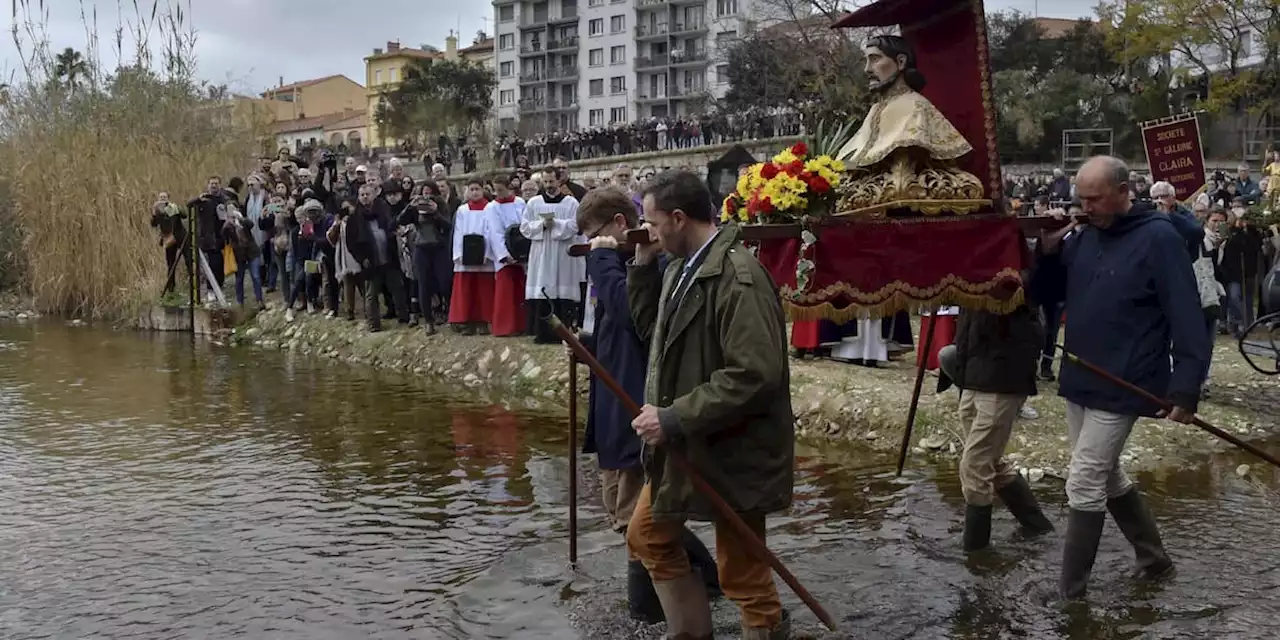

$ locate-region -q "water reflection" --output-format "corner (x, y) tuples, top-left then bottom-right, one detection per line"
(0, 322), (1277, 639)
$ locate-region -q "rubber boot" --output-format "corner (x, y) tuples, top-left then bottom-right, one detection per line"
(742, 608), (790, 640)
(1059, 509), (1106, 600)
(1039, 356), (1056, 381)
(1106, 488), (1174, 579)
(996, 475), (1055, 535)
(681, 528), (723, 599)
(652, 572), (714, 640)
(963, 504), (992, 552)
(626, 560), (665, 624)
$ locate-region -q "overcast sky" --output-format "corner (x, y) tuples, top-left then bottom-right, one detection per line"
(0, 0), (1096, 94)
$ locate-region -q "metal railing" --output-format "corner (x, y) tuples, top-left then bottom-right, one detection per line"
(547, 36), (580, 51)
(635, 54), (669, 69)
(670, 85), (707, 97)
(670, 20), (706, 35)
(546, 66), (579, 80)
(636, 23), (669, 37)
(519, 44), (544, 55)
(519, 99), (545, 113)
(519, 70), (546, 83)
(669, 49), (708, 64)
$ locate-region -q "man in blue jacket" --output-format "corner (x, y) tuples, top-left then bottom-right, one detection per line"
(572, 186), (720, 622)
(1045, 156), (1211, 600)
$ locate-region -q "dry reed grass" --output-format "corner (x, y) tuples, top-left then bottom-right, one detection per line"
(0, 0), (267, 319)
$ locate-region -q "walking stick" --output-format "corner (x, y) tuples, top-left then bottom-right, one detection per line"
(1058, 345), (1280, 470)
(548, 315), (838, 632)
(567, 353), (579, 566)
(896, 311), (939, 476)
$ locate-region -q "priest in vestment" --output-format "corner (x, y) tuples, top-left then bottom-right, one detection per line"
(448, 180), (501, 334)
(522, 169), (583, 343)
(486, 180), (527, 337)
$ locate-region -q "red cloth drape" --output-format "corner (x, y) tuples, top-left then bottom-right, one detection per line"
(916, 314), (957, 371)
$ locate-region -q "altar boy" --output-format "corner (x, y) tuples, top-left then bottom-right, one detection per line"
(485, 180), (528, 336)
(449, 180), (499, 334)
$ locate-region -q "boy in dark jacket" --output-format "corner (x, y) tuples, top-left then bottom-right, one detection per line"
(943, 303), (1054, 552)
(573, 186), (719, 623)
(1046, 157), (1211, 600)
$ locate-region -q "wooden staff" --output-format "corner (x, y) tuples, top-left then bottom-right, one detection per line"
(1058, 345), (1280, 470)
(567, 353), (579, 566)
(547, 314), (838, 632)
(896, 311), (939, 476)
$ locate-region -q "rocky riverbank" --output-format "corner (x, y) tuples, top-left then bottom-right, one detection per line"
(232, 306), (1280, 475)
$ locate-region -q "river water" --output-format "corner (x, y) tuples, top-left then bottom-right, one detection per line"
(0, 322), (1277, 640)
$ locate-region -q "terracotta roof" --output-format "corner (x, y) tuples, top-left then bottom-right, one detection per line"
(326, 112), (369, 131)
(272, 110), (363, 135)
(459, 37), (495, 55)
(366, 47), (441, 62)
(262, 74), (357, 97)
(1033, 17), (1092, 39)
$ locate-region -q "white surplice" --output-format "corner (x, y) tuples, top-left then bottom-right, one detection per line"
(521, 193), (582, 301)
(484, 196), (525, 273)
(830, 314), (888, 363)
(452, 202), (503, 273)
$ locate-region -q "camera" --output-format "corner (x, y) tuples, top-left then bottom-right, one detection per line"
(318, 148), (338, 169)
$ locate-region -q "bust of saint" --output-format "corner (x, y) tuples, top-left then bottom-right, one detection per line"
(836, 35), (986, 216)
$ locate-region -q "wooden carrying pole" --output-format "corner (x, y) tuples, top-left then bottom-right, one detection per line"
(897, 313), (939, 476)
(567, 354), (579, 566)
(1059, 345), (1280, 470)
(548, 315), (838, 631)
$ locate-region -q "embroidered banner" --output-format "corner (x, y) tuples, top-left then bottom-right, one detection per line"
(1140, 114), (1206, 201)
(755, 216), (1025, 321)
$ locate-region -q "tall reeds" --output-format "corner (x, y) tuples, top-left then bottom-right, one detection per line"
(0, 0), (267, 319)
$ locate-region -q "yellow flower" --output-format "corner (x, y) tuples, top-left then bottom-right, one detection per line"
(773, 148), (799, 166)
(804, 156), (845, 188)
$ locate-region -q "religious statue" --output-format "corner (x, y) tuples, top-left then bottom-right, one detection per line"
(836, 35), (988, 216)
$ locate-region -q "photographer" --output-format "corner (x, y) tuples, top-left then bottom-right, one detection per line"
(346, 182), (410, 332)
(222, 202), (265, 310)
(399, 187), (451, 335)
(150, 191), (190, 295)
(187, 176), (228, 292)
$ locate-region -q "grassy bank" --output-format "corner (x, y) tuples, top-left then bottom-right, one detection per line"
(234, 306), (1279, 474)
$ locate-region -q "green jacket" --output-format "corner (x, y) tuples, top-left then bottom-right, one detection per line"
(627, 224), (794, 522)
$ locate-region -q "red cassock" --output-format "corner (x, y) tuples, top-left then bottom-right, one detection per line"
(449, 271), (495, 324)
(790, 320), (821, 349)
(916, 313), (958, 371)
(492, 265), (527, 336)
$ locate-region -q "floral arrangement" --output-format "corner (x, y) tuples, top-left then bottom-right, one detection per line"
(720, 141), (845, 224)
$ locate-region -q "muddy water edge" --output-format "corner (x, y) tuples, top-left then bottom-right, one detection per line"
(0, 320), (1278, 639)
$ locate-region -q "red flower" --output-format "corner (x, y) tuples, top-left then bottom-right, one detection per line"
(786, 159), (804, 176)
(759, 163), (780, 180)
(723, 196), (737, 213)
(759, 196), (774, 213)
(807, 175), (831, 193)
(790, 141), (808, 157)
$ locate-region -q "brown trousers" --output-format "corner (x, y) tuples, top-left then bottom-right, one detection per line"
(626, 483), (782, 629)
(599, 466), (645, 534)
(958, 390), (1025, 506)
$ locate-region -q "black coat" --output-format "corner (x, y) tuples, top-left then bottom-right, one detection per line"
(952, 305), (1042, 397)
(581, 247), (647, 470)
(187, 192), (227, 252)
(345, 199), (398, 269)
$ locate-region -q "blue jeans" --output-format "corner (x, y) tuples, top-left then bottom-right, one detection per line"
(234, 256), (264, 305)
(1226, 280), (1255, 335)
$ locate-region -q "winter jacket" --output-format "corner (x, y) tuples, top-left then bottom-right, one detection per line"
(1058, 207), (1212, 416)
(581, 247), (648, 470)
(952, 305), (1042, 397)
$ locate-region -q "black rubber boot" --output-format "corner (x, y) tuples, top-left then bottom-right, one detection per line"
(682, 527), (722, 599)
(1039, 357), (1056, 381)
(1059, 509), (1106, 600)
(963, 504), (993, 552)
(626, 560), (665, 624)
(996, 475), (1055, 535)
(1106, 488), (1174, 579)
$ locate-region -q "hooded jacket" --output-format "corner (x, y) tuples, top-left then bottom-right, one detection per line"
(1058, 207), (1212, 416)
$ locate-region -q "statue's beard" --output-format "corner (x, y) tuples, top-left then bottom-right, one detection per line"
(868, 71), (901, 95)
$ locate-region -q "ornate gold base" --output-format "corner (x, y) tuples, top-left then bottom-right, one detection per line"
(834, 198), (992, 219)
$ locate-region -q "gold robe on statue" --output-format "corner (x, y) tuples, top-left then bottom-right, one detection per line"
(836, 84), (985, 215)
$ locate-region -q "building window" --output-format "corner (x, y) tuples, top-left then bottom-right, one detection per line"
(716, 31), (736, 47)
(499, 33), (515, 49)
(500, 89), (515, 105)
(589, 18), (603, 36)
(589, 109), (605, 126)
(716, 64), (729, 83)
(609, 76), (626, 94)
(610, 15), (625, 33)
(389, 68), (398, 82)
(610, 106), (626, 123)
(716, 0), (737, 16)
(374, 69), (382, 84)
(499, 5), (515, 22)
(589, 0), (603, 5)
(589, 79), (604, 96)
(610, 45), (625, 65)
(589, 48), (604, 66)
(500, 61), (515, 77)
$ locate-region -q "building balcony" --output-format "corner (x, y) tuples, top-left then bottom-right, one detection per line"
(672, 0), (703, 5)
(547, 65), (579, 80)
(549, 9), (579, 25)
(519, 70), (546, 84)
(519, 98), (547, 113)
(669, 50), (709, 66)
(635, 54), (669, 70)
(521, 16), (550, 30)
(637, 0), (671, 7)
(519, 44), (546, 57)
(547, 36), (580, 52)
(547, 98), (579, 111)
(636, 91), (668, 103)
(635, 23), (669, 39)
(670, 85), (708, 98)
(670, 21), (707, 36)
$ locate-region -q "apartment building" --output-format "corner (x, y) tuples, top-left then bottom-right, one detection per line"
(493, 0), (776, 135)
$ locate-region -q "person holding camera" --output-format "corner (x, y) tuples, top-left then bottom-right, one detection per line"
(344, 181), (410, 332)
(399, 187), (451, 335)
(150, 191), (190, 296)
(187, 176), (229, 293)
